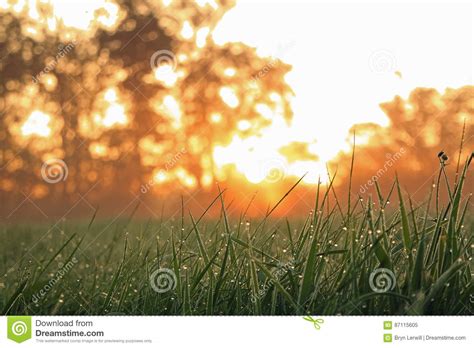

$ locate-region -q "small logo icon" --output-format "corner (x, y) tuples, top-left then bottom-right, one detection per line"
(303, 316), (324, 330)
(368, 49), (397, 73)
(150, 50), (177, 72)
(261, 158), (287, 183)
(41, 158), (68, 184)
(149, 267), (177, 293)
(384, 333), (393, 343)
(7, 316), (32, 343)
(369, 268), (396, 293)
(384, 321), (392, 330)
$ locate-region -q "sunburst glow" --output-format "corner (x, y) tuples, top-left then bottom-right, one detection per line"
(21, 111), (52, 137)
(211, 1), (472, 185)
(0, 0), (471, 203)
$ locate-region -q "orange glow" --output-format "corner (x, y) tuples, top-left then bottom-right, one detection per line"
(196, 27), (210, 48)
(175, 167), (197, 188)
(209, 112), (222, 123)
(0, 0), (124, 41)
(180, 20), (194, 39)
(1, 0), (469, 203)
(212, 100), (333, 185)
(219, 87), (239, 108)
(152, 167), (197, 189)
(154, 169), (169, 183)
(154, 66), (179, 87)
(196, 0), (218, 9)
(21, 111), (52, 137)
(87, 88), (130, 132)
(154, 95), (182, 129)
(223, 68), (236, 77)
(102, 104), (128, 127)
(237, 120), (251, 131)
(89, 142), (108, 158)
(104, 89), (118, 103)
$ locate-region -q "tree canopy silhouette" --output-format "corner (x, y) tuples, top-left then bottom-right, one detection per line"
(0, 0), (293, 217)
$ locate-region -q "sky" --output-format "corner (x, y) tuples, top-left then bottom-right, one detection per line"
(213, 0), (473, 173)
(1, 0), (472, 188)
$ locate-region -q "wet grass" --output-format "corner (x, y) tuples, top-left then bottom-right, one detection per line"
(0, 154), (473, 315)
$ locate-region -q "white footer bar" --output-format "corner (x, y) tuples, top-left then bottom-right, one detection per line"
(1, 316), (472, 347)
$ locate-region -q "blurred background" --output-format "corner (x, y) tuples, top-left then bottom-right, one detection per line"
(0, 0), (472, 220)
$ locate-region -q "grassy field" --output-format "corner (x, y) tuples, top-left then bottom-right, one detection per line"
(1, 155), (473, 315)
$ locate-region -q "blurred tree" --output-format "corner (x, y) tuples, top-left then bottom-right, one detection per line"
(336, 86), (473, 197)
(0, 0), (293, 217)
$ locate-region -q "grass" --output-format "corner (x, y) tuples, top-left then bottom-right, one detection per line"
(0, 154), (472, 315)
